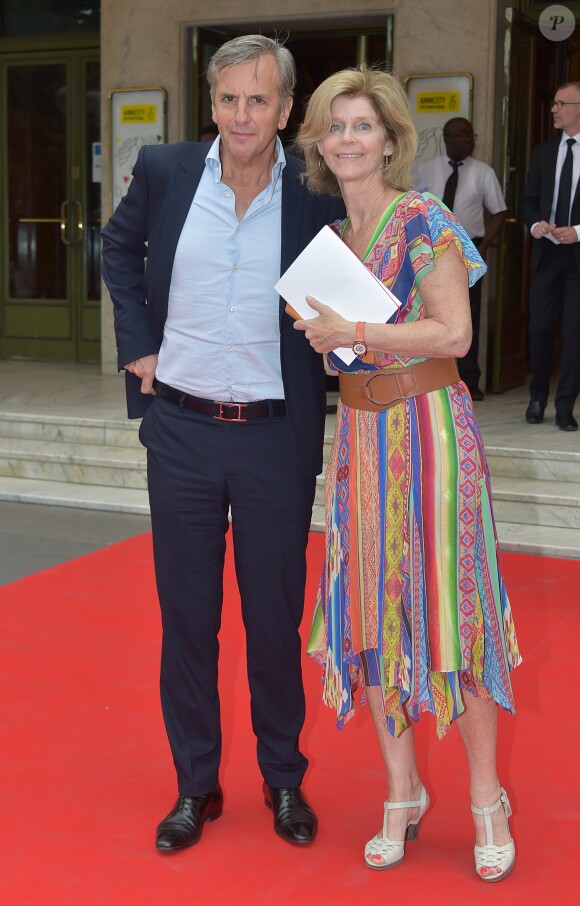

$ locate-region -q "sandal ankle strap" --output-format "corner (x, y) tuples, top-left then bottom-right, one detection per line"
(385, 797), (422, 811)
(385, 784), (427, 813)
(471, 788), (512, 846)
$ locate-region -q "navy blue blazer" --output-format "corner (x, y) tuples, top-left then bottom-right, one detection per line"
(101, 141), (345, 477)
(522, 136), (580, 270)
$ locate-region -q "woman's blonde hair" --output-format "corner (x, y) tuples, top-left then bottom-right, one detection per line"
(298, 66), (417, 196)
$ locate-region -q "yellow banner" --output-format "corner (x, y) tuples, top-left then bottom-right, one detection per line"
(120, 104), (157, 124)
(416, 92), (461, 113)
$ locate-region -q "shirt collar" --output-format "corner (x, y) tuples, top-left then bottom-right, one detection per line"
(205, 135), (287, 190)
(559, 131), (580, 148)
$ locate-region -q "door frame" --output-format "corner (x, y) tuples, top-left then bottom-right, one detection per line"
(188, 19), (394, 141)
(492, 7), (569, 392)
(0, 32), (100, 362)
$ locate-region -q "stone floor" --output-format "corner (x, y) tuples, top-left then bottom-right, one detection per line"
(1, 358), (577, 453)
(0, 359), (578, 583)
(0, 499), (150, 585)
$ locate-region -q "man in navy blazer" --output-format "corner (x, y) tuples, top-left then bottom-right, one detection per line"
(102, 35), (343, 852)
(522, 81), (580, 431)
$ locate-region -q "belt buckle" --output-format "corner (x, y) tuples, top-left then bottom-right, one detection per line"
(365, 371), (417, 408)
(213, 401), (247, 422)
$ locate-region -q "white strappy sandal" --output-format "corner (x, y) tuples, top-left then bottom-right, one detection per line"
(364, 785), (429, 870)
(471, 788), (516, 882)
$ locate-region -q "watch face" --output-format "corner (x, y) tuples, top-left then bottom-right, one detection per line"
(353, 341), (367, 355)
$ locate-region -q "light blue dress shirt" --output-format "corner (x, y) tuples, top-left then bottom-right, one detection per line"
(156, 136), (286, 402)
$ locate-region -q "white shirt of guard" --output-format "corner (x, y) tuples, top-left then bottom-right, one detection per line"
(416, 155), (506, 238)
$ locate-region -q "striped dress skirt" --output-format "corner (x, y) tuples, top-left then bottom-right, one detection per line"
(307, 380), (522, 738)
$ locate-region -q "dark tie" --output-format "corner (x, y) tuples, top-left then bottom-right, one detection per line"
(555, 138), (576, 226)
(442, 160), (462, 211)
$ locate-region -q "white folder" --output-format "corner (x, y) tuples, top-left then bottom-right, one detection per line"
(275, 225), (400, 365)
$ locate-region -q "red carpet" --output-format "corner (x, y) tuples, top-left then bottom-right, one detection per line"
(0, 533), (577, 905)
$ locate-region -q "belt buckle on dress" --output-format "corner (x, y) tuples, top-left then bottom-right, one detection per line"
(213, 402), (247, 422)
(365, 371), (418, 408)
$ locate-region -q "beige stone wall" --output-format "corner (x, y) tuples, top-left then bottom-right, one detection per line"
(100, 0), (392, 222)
(100, 0), (499, 374)
(394, 0), (497, 160)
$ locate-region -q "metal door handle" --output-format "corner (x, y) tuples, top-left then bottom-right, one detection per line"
(18, 217), (60, 223)
(60, 200), (85, 245)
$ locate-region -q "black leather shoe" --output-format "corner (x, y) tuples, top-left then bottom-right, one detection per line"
(156, 785), (223, 852)
(469, 387), (484, 401)
(263, 782), (318, 845)
(555, 412), (578, 431)
(525, 399), (546, 424)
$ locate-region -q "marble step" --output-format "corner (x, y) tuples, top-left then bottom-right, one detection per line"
(314, 473), (325, 508)
(0, 411), (139, 447)
(316, 456), (580, 529)
(310, 501), (580, 558)
(323, 438), (580, 486)
(0, 475), (318, 530)
(493, 521), (580, 558)
(315, 475), (580, 530)
(485, 444), (580, 484)
(0, 436), (147, 490)
(491, 475), (580, 529)
(2, 409), (331, 453)
(2, 430), (577, 532)
(1, 411), (579, 555)
(1, 476), (578, 558)
(0, 475), (149, 514)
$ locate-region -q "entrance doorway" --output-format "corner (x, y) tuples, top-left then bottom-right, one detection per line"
(0, 47), (101, 362)
(493, 7), (574, 392)
(189, 20), (393, 142)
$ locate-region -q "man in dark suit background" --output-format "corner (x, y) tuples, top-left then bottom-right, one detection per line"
(102, 35), (343, 853)
(522, 81), (580, 431)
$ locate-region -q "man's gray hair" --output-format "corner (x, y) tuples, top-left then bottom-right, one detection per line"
(207, 35), (296, 109)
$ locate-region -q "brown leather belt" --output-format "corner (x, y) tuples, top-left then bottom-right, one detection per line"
(153, 380), (286, 421)
(338, 358), (460, 411)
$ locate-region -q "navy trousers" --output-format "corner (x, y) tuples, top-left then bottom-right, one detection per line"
(529, 242), (580, 412)
(139, 396), (316, 796)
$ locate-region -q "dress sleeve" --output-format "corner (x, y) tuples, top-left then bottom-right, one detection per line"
(404, 192), (486, 289)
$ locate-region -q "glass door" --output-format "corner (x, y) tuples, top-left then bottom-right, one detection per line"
(0, 49), (100, 361)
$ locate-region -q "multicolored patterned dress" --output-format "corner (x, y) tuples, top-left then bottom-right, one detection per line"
(308, 191), (521, 739)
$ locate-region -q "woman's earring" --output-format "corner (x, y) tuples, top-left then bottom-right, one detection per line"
(318, 157), (325, 171)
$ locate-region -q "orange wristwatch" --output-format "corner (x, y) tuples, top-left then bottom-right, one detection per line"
(353, 321), (367, 356)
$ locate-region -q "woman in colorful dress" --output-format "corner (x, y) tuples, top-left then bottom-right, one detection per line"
(294, 67), (521, 882)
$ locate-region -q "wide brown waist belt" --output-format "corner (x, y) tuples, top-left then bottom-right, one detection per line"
(338, 358), (460, 411)
(153, 380), (286, 421)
